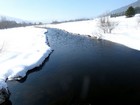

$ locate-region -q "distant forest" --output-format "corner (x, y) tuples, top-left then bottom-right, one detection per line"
(0, 17), (34, 29)
(51, 18), (90, 24)
(111, 7), (140, 17)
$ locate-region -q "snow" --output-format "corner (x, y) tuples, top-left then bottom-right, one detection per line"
(46, 14), (140, 51)
(0, 27), (52, 90)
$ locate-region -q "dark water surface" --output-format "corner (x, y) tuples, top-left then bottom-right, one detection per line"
(5, 28), (140, 104)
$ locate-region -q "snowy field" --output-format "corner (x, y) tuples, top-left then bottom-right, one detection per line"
(47, 14), (140, 51)
(0, 14), (140, 103)
(0, 27), (52, 96)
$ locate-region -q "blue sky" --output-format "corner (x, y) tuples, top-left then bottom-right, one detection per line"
(0, 0), (137, 22)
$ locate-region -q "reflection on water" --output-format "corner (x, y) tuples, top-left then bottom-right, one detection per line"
(6, 28), (140, 104)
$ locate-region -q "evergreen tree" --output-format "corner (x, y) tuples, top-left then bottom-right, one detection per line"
(125, 6), (135, 17)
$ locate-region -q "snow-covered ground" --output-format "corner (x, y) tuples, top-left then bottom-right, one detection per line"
(0, 14), (140, 103)
(0, 27), (52, 96)
(47, 14), (140, 51)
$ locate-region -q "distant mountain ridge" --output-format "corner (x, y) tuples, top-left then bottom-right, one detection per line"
(111, 0), (140, 14)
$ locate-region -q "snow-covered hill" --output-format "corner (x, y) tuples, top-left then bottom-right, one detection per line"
(111, 0), (140, 14)
(47, 14), (140, 51)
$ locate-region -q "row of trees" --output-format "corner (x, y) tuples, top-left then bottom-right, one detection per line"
(0, 17), (33, 29)
(51, 18), (90, 24)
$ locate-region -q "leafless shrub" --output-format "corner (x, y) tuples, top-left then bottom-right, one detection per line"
(92, 30), (103, 39)
(98, 14), (118, 33)
(138, 17), (140, 25)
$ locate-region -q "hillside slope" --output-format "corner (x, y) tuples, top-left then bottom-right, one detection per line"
(111, 0), (140, 14)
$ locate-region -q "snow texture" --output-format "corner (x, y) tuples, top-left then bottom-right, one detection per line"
(0, 27), (52, 90)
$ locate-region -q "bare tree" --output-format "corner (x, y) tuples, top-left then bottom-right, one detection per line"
(0, 41), (5, 53)
(98, 14), (118, 33)
(138, 17), (140, 25)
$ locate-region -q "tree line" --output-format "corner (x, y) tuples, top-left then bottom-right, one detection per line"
(111, 6), (140, 18)
(51, 18), (90, 24)
(0, 17), (33, 29)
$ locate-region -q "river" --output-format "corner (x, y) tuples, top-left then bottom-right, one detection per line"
(4, 28), (140, 105)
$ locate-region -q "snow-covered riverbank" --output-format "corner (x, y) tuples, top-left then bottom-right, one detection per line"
(0, 27), (52, 103)
(47, 14), (140, 51)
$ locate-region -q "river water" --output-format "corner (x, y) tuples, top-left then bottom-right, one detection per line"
(4, 28), (140, 105)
